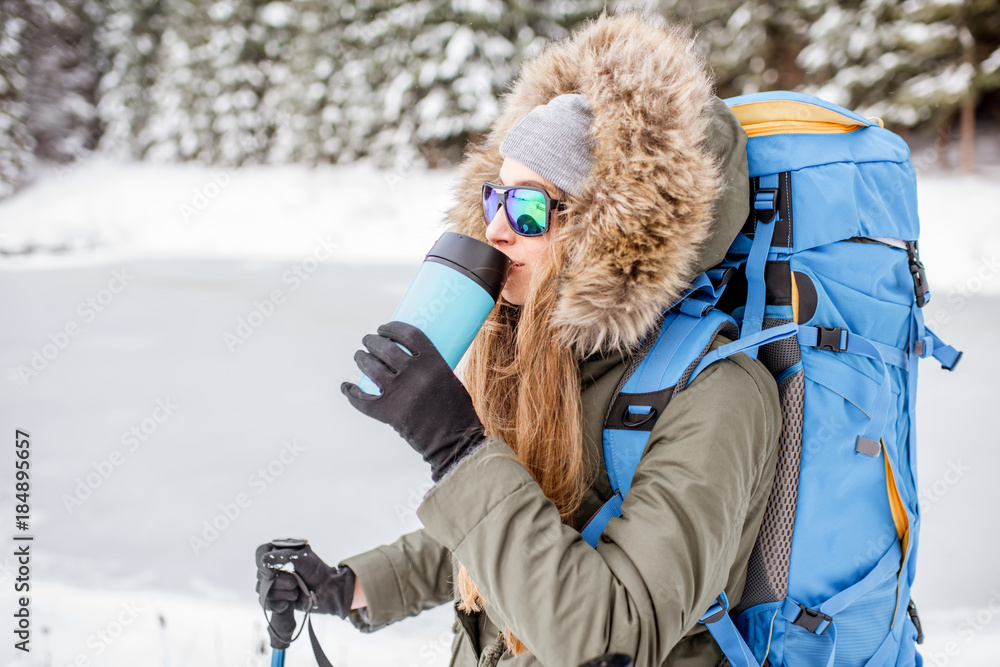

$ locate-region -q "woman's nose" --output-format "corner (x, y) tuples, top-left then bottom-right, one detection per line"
(485, 205), (515, 245)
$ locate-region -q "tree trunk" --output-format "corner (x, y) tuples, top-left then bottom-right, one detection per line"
(961, 96), (975, 173)
(935, 124), (952, 171)
(958, 17), (978, 173)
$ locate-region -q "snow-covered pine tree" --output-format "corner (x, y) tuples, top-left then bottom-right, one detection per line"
(94, 0), (167, 159)
(137, 0), (343, 166)
(21, 0), (104, 164)
(139, 0), (225, 161)
(297, 0), (355, 164)
(203, 0), (305, 165)
(0, 0), (34, 199)
(320, 0), (388, 164)
(983, 34), (1000, 128)
(800, 0), (999, 169)
(958, 0), (1000, 170)
(262, 0), (350, 164)
(615, 0), (822, 98)
(341, 0), (603, 169)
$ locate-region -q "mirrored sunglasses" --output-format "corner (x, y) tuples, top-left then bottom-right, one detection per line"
(482, 183), (565, 237)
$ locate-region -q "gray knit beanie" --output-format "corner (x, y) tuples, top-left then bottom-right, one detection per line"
(499, 94), (595, 198)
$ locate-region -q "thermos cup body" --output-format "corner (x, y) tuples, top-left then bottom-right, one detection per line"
(358, 233), (510, 395)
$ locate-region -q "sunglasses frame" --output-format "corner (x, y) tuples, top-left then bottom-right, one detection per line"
(482, 182), (566, 237)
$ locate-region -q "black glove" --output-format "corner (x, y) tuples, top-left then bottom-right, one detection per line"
(341, 320), (487, 482)
(255, 542), (355, 619)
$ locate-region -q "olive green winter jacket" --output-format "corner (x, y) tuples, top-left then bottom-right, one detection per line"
(340, 335), (780, 666)
(339, 13), (784, 666)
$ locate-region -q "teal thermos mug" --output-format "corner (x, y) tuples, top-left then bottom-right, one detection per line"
(358, 232), (510, 395)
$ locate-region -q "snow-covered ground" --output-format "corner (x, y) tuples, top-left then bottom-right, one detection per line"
(0, 159), (997, 666)
(0, 159), (453, 265)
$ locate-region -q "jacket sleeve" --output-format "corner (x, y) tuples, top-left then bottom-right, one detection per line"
(338, 528), (454, 632)
(416, 352), (781, 666)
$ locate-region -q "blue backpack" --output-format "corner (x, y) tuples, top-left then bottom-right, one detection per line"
(580, 91), (962, 667)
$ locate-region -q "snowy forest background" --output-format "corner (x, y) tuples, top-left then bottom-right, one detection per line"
(2, 0), (1000, 200)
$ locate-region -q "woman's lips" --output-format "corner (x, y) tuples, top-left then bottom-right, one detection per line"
(510, 262), (524, 272)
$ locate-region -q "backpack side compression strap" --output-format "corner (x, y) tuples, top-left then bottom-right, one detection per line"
(688, 323), (906, 457)
(919, 326), (963, 370)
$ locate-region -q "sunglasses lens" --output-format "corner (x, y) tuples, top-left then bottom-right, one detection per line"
(482, 185), (500, 224)
(506, 188), (548, 236)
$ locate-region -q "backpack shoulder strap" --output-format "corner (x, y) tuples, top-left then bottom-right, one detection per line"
(580, 305), (736, 547)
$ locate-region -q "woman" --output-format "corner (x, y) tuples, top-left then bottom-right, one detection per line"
(257, 12), (781, 666)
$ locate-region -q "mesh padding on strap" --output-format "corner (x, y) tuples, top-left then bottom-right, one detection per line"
(604, 314), (664, 426)
(735, 369), (804, 614)
(713, 319), (802, 666)
(758, 317), (802, 375)
(674, 320), (740, 397)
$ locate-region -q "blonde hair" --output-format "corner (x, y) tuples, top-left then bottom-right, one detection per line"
(455, 222), (593, 656)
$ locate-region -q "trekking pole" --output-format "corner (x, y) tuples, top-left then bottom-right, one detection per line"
(260, 538), (311, 667)
(269, 604), (295, 667)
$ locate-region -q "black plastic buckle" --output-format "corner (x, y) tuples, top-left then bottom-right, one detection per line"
(906, 241), (931, 307)
(907, 599), (925, 645)
(622, 407), (657, 428)
(793, 604), (832, 635)
(605, 387), (675, 432)
(754, 188), (780, 224)
(815, 326), (847, 352)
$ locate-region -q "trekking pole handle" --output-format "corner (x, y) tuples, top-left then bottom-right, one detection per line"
(264, 538), (311, 665)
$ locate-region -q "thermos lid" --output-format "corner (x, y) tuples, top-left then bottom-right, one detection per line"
(425, 232), (511, 302)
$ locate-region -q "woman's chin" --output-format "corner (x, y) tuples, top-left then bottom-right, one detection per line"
(502, 288), (524, 306)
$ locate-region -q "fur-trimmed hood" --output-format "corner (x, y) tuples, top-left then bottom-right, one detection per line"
(445, 12), (749, 357)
